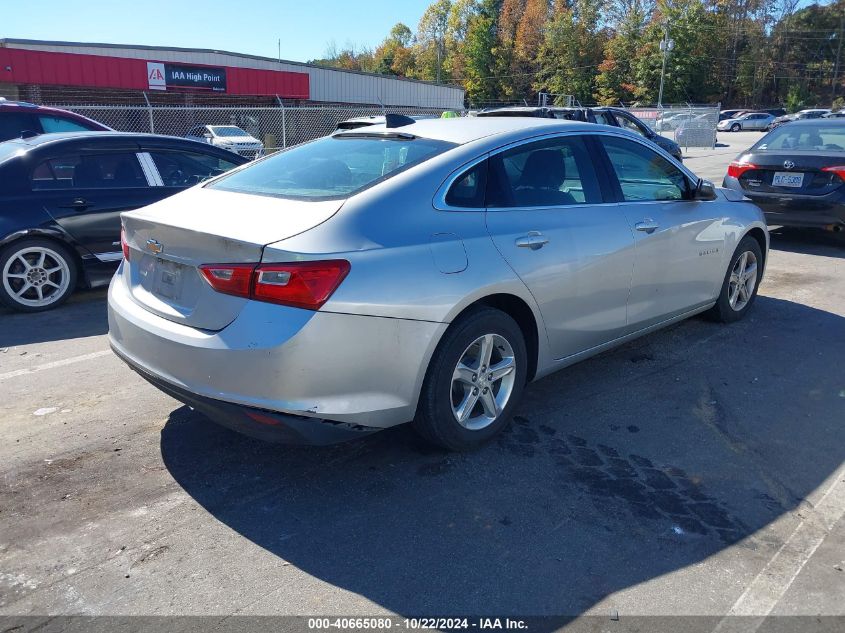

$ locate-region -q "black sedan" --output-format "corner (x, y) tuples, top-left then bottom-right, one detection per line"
(722, 119), (845, 231)
(0, 132), (248, 312)
(476, 106), (684, 162)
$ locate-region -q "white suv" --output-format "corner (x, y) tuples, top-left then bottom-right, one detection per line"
(185, 125), (264, 160)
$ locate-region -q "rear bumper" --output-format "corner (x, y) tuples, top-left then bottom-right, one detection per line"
(108, 269), (447, 434)
(721, 178), (845, 228)
(113, 343), (378, 444)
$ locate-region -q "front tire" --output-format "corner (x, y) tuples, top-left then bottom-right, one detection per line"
(413, 307), (527, 451)
(730, 123), (741, 132)
(707, 236), (763, 323)
(0, 239), (78, 312)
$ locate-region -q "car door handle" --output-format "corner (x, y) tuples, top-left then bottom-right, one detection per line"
(515, 231), (549, 250)
(58, 198), (93, 211)
(634, 219), (659, 234)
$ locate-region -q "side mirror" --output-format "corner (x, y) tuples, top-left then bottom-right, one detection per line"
(694, 178), (717, 201)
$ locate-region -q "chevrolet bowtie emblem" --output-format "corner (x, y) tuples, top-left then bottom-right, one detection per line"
(146, 239), (164, 254)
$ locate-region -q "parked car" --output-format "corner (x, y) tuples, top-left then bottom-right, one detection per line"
(770, 109), (833, 130)
(656, 112), (707, 132)
(0, 131), (248, 312)
(109, 117), (768, 450)
(717, 112), (775, 132)
(722, 119), (845, 231)
(477, 106), (683, 161)
(823, 111), (845, 118)
(0, 99), (110, 142)
(675, 119), (717, 147)
(185, 125), (264, 159)
(719, 109), (750, 121)
(760, 108), (787, 118)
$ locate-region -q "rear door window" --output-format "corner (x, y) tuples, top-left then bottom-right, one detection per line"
(593, 112), (615, 126)
(0, 112), (39, 142)
(149, 150), (243, 187)
(616, 114), (650, 137)
(32, 153), (148, 190)
(486, 135), (602, 208)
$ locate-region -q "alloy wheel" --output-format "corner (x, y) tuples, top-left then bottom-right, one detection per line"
(728, 250), (758, 311)
(450, 333), (516, 431)
(2, 246), (71, 308)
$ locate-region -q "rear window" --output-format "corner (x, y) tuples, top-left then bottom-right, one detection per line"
(209, 134), (455, 200)
(756, 125), (845, 152)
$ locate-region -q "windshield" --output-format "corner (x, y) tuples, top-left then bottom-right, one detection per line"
(209, 134), (456, 200)
(210, 126), (251, 137)
(755, 125), (845, 152)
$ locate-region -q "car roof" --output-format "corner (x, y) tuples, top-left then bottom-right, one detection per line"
(340, 117), (611, 145)
(0, 130), (249, 157)
(2, 130), (170, 146)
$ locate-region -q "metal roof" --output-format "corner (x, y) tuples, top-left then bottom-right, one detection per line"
(0, 38), (465, 92)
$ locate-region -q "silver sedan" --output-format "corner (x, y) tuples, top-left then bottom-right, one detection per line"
(108, 117), (768, 450)
(717, 112), (776, 132)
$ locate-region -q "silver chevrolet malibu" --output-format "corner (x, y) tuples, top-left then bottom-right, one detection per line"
(108, 116), (768, 450)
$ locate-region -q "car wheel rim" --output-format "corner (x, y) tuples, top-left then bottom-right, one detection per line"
(450, 333), (516, 431)
(2, 246), (70, 308)
(728, 250), (758, 312)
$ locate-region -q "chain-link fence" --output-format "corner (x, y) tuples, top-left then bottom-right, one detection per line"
(47, 104), (457, 152)
(620, 105), (720, 149)
(42, 100), (720, 151)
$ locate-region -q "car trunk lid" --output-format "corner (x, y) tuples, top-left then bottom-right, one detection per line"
(121, 187), (343, 330)
(736, 152), (845, 196)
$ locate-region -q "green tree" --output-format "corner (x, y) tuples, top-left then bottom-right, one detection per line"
(632, 0), (721, 104)
(415, 0), (454, 82)
(594, 0), (650, 105)
(534, 0), (604, 104)
(462, 0), (503, 104)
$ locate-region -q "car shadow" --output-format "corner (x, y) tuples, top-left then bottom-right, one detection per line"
(160, 296), (845, 616)
(0, 288), (108, 347)
(769, 227), (845, 259)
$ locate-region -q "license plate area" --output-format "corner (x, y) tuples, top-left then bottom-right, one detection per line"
(151, 258), (186, 301)
(772, 172), (804, 188)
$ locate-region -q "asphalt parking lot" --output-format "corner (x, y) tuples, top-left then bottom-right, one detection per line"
(1, 130), (844, 626)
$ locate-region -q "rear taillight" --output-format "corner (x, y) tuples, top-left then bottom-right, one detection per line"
(121, 227), (130, 260)
(198, 260), (350, 310)
(727, 160), (758, 179)
(821, 166), (845, 182)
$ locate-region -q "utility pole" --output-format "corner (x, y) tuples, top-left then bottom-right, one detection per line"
(833, 13), (843, 102)
(657, 22), (674, 108)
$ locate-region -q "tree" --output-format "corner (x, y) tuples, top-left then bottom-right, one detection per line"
(463, 0), (502, 104)
(631, 0), (722, 104)
(534, 0), (605, 104)
(595, 0), (651, 104)
(416, 0), (453, 82)
(373, 23), (415, 76)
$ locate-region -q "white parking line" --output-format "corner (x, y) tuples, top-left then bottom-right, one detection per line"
(711, 465), (845, 633)
(0, 350), (112, 382)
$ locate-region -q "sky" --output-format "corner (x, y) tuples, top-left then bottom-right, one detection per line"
(1, 0), (434, 63)
(2, 0), (826, 65)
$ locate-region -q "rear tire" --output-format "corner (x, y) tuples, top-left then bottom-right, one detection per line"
(0, 238), (78, 312)
(706, 236), (763, 323)
(413, 307), (527, 451)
